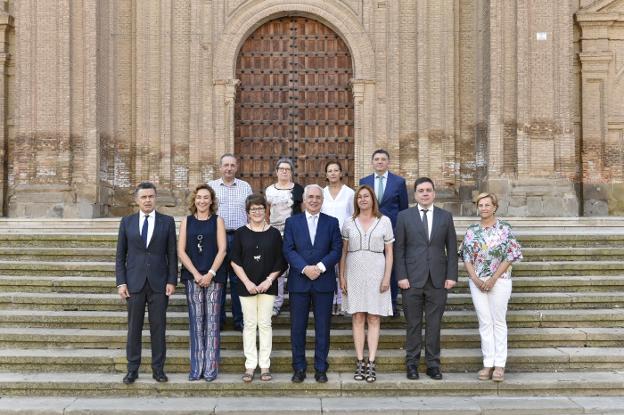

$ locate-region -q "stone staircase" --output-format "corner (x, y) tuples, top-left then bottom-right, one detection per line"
(0, 217), (624, 408)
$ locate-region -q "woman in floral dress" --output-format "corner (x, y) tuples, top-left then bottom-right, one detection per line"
(460, 192), (522, 382)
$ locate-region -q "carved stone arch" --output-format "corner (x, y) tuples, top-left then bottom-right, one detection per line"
(212, 0), (377, 182)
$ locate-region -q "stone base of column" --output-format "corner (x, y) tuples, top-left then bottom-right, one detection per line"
(583, 182), (624, 216)
(486, 178), (580, 217)
(8, 184), (106, 218)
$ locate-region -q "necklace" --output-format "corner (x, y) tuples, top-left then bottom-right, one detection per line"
(249, 221), (267, 233)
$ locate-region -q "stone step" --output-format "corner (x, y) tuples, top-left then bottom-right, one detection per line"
(2, 246), (624, 262)
(1, 275), (623, 294)
(2, 308), (622, 330)
(2, 232), (624, 249)
(1, 372), (624, 399)
(1, 291), (622, 312)
(0, 347), (621, 374)
(1, 260), (622, 276)
(1, 327), (621, 350)
(1, 396), (624, 415)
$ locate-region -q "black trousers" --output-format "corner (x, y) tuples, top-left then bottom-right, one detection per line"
(126, 281), (169, 372)
(402, 276), (448, 368)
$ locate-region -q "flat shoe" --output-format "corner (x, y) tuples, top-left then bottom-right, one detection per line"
(492, 367), (505, 382)
(260, 371), (272, 381)
(242, 369), (255, 383)
(478, 367), (494, 381)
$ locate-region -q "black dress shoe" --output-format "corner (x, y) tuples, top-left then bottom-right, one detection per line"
(314, 371), (328, 383)
(291, 370), (306, 383)
(426, 367), (443, 380)
(123, 370), (138, 384)
(152, 370), (169, 383)
(406, 365), (419, 380)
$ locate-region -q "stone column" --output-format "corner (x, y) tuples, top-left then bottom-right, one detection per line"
(351, 79), (376, 183)
(0, 11), (12, 216)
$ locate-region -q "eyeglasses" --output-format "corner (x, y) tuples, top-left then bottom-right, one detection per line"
(249, 207), (265, 213)
(277, 167), (291, 172)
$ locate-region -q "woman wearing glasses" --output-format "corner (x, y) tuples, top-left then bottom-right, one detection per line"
(265, 158), (304, 316)
(178, 184), (227, 381)
(230, 194), (285, 382)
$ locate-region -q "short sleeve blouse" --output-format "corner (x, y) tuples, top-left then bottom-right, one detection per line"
(341, 215), (394, 253)
(461, 219), (523, 279)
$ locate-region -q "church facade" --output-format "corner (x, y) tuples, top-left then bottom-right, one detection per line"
(0, 0), (622, 217)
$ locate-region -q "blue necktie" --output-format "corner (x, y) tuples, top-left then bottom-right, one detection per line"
(141, 214), (149, 247)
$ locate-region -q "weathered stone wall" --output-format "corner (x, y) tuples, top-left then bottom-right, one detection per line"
(0, 0), (622, 217)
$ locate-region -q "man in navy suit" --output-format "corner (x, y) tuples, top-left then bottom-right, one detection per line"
(115, 182), (178, 384)
(283, 184), (342, 383)
(360, 149), (409, 316)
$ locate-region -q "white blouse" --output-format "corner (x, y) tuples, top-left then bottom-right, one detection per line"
(321, 184), (355, 230)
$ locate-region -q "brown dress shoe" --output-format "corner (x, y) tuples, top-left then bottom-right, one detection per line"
(478, 367), (494, 380)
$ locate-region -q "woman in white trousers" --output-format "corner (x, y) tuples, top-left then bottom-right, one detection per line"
(461, 192), (522, 382)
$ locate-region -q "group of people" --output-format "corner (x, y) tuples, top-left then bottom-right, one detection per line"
(114, 150), (522, 386)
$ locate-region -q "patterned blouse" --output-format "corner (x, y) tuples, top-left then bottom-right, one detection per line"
(461, 219), (523, 279)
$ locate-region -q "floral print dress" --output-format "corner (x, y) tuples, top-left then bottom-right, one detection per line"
(461, 220), (523, 279)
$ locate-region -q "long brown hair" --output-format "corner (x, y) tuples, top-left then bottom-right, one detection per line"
(353, 185), (382, 219)
(188, 184), (218, 216)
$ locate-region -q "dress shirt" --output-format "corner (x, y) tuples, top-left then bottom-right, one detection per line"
(208, 177), (252, 230)
(139, 211), (155, 246)
(375, 171), (388, 201)
(418, 204), (434, 240)
(303, 210), (326, 274)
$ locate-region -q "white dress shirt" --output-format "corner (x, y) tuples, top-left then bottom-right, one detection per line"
(375, 171), (388, 201)
(417, 204), (434, 240)
(139, 211), (155, 246)
(304, 210), (326, 274)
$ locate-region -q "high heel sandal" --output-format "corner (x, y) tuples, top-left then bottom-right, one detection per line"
(365, 360), (376, 383)
(354, 359), (365, 381)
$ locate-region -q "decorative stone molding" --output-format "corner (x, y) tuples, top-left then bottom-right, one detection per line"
(0, 10), (12, 217)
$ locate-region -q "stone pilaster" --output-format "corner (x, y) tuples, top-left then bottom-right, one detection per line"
(0, 10), (12, 216)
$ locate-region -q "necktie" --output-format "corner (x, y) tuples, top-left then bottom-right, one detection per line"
(309, 215), (318, 244)
(421, 209), (429, 241)
(141, 214), (149, 247)
(377, 175), (385, 202)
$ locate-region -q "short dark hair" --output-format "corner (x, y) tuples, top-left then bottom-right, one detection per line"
(371, 149), (390, 160)
(220, 153), (237, 165)
(324, 160), (343, 182)
(188, 184), (218, 216)
(414, 177), (435, 191)
(134, 181), (157, 197)
(245, 193), (268, 213)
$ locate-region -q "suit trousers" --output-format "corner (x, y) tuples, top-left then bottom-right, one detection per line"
(126, 280), (169, 372)
(220, 233), (243, 328)
(469, 278), (512, 367)
(402, 276), (448, 368)
(185, 280), (223, 380)
(290, 291), (333, 372)
(240, 294), (275, 369)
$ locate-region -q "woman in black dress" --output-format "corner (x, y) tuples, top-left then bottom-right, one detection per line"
(230, 193), (285, 382)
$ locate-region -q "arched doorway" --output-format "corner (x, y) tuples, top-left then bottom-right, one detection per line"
(234, 16), (354, 192)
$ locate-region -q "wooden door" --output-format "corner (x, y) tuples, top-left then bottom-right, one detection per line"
(235, 16), (354, 192)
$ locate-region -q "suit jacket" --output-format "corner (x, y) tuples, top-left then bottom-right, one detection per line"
(115, 211), (178, 294)
(360, 171), (409, 228)
(394, 206), (458, 289)
(283, 212), (343, 293)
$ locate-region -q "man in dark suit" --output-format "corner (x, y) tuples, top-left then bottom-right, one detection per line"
(115, 182), (178, 384)
(395, 177), (458, 380)
(283, 184), (342, 383)
(360, 149), (409, 316)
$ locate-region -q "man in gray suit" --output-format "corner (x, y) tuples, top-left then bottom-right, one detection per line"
(395, 177), (458, 380)
(116, 182), (178, 384)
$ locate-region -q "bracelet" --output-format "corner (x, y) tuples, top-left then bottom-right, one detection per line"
(208, 269), (216, 277)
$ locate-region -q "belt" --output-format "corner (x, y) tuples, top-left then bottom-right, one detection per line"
(226, 229), (236, 235)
